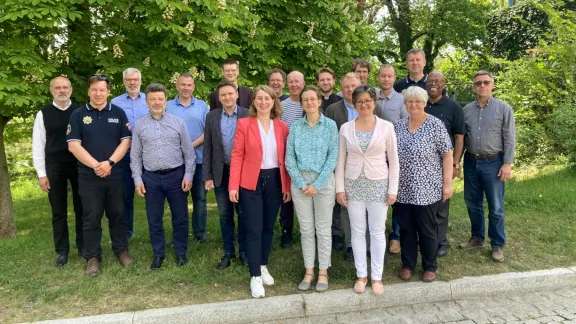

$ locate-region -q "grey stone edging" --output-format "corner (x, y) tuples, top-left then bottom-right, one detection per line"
(27, 266), (576, 324)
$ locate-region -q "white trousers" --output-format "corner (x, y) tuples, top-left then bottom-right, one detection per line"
(347, 201), (387, 280)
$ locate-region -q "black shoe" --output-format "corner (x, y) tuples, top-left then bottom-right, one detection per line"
(280, 231), (293, 248)
(344, 247), (354, 261)
(217, 255), (234, 269)
(239, 252), (249, 266)
(150, 256), (164, 270)
(176, 255), (187, 267)
(332, 235), (345, 251)
(55, 253), (68, 267)
(195, 235), (208, 243)
(438, 245), (450, 257)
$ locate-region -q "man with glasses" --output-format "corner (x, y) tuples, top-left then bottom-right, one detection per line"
(425, 71), (465, 258)
(111, 68), (148, 241)
(67, 74), (134, 277)
(33, 76), (83, 266)
(460, 70), (516, 262)
(209, 59), (253, 110)
(267, 68), (289, 101)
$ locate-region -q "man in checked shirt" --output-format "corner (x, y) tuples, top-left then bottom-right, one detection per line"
(130, 83), (196, 270)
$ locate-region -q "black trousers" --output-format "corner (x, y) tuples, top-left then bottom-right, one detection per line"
(396, 201), (441, 272)
(280, 200), (294, 234)
(240, 168), (283, 277)
(46, 161), (83, 255)
(437, 199), (450, 248)
(78, 176), (128, 260)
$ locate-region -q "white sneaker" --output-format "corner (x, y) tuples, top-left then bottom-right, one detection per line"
(250, 276), (265, 298)
(261, 265), (275, 286)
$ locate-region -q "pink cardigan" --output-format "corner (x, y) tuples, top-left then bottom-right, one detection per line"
(335, 117), (400, 195)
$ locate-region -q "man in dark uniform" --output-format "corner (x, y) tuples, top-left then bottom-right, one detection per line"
(32, 76), (83, 266)
(67, 74), (134, 277)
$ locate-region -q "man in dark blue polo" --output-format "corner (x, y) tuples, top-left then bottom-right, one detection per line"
(67, 74), (134, 277)
(394, 48), (428, 93)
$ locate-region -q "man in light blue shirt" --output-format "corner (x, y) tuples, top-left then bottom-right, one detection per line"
(166, 73), (210, 242)
(111, 67), (149, 240)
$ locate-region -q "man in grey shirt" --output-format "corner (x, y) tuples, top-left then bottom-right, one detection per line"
(376, 64), (408, 125)
(131, 83), (195, 270)
(460, 71), (516, 263)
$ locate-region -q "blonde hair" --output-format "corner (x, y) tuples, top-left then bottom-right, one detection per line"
(249, 85), (283, 119)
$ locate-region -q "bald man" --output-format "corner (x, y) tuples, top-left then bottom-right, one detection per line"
(32, 76), (83, 266)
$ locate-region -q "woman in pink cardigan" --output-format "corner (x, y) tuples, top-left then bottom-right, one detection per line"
(335, 86), (399, 295)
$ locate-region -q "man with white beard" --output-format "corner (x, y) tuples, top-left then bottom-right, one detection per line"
(111, 68), (149, 240)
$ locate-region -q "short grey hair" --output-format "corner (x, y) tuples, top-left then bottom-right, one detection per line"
(378, 64), (395, 74)
(340, 72), (360, 87)
(145, 83), (167, 97)
(403, 86), (429, 103)
(123, 68), (141, 78)
(473, 70), (494, 81)
(406, 48), (425, 60)
(49, 76), (72, 88)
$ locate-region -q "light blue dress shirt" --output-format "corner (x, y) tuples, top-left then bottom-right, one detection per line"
(285, 114), (339, 190)
(111, 92), (149, 130)
(166, 95), (209, 164)
(220, 106), (238, 164)
(344, 100), (358, 121)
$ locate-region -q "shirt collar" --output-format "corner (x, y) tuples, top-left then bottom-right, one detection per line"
(175, 95), (196, 107)
(125, 92), (144, 100)
(149, 111), (167, 120)
(222, 105), (238, 117)
(86, 102), (111, 111)
(428, 95), (448, 106)
(376, 89), (396, 101)
(406, 74), (428, 84)
(344, 100), (355, 110)
(303, 113), (325, 126)
(475, 96), (494, 109)
(52, 100), (72, 110)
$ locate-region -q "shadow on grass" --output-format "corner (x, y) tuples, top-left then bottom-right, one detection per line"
(0, 166), (574, 323)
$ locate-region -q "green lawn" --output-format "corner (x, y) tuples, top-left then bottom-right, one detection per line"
(1, 165), (575, 323)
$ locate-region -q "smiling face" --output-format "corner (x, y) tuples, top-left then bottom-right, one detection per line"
(50, 77), (72, 103)
(317, 72), (335, 94)
(406, 52), (426, 75)
(123, 72), (141, 95)
(146, 91), (167, 115)
(341, 77), (360, 103)
(354, 92), (375, 117)
(176, 76), (195, 100)
(426, 72), (446, 100)
(405, 97), (426, 117)
(88, 80), (110, 106)
(354, 66), (369, 85)
(268, 72), (285, 96)
(221, 63), (239, 83)
(287, 72), (305, 96)
(378, 66), (396, 91)
(301, 89), (320, 115)
(253, 89), (274, 115)
(218, 85), (238, 110)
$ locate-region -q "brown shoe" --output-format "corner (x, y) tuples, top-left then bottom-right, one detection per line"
(398, 268), (412, 281)
(459, 237), (484, 250)
(389, 240), (401, 254)
(86, 257), (99, 277)
(118, 250), (134, 266)
(491, 247), (505, 262)
(422, 271), (436, 282)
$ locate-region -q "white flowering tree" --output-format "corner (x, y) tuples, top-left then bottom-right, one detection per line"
(0, 0), (377, 237)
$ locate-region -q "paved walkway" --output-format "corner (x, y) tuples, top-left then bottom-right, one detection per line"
(258, 287), (576, 324)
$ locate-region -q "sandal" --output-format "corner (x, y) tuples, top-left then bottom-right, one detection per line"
(297, 273), (315, 291)
(354, 277), (367, 294)
(315, 273), (329, 292)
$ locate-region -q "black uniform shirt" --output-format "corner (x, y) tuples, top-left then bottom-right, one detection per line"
(425, 96), (465, 147)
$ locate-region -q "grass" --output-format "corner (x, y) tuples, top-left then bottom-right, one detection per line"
(1, 165), (575, 323)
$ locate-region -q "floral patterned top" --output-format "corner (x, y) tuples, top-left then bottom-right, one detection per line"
(344, 130), (389, 203)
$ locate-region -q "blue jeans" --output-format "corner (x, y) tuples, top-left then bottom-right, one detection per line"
(142, 166), (189, 257)
(191, 164), (207, 238)
(122, 154), (135, 238)
(389, 206), (401, 241)
(463, 154), (506, 248)
(214, 167), (245, 256)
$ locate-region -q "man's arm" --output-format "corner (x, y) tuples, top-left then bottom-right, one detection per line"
(202, 116), (213, 181)
(32, 111), (47, 178)
(192, 133), (204, 147)
(130, 126), (144, 186)
(68, 141), (99, 169)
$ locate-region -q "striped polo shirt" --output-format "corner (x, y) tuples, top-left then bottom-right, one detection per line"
(280, 97), (303, 129)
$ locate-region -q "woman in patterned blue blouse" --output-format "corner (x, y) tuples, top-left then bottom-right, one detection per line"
(285, 85), (339, 292)
(394, 86), (453, 283)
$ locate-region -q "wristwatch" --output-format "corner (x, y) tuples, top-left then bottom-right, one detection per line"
(107, 159), (116, 167)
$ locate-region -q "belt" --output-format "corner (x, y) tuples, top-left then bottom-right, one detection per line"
(149, 165), (182, 175)
(465, 151), (502, 160)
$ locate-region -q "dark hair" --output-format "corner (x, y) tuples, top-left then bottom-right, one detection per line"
(267, 68), (286, 82)
(473, 70), (494, 81)
(351, 58), (371, 73)
(352, 85), (376, 105)
(221, 59), (239, 68)
(249, 85), (283, 119)
(88, 74), (110, 90)
(299, 85), (322, 104)
(216, 80), (238, 93)
(145, 83), (167, 96)
(315, 67), (335, 82)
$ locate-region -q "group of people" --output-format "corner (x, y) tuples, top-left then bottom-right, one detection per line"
(32, 49), (516, 299)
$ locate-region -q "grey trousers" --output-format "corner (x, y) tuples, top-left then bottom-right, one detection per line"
(291, 172), (335, 270)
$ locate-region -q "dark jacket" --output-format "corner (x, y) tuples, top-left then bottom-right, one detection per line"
(325, 101), (386, 131)
(202, 106), (249, 187)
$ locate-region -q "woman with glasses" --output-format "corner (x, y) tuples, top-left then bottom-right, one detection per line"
(228, 85), (291, 298)
(335, 86), (399, 295)
(285, 85), (338, 292)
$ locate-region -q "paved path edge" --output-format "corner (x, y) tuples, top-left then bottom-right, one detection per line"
(26, 266), (576, 324)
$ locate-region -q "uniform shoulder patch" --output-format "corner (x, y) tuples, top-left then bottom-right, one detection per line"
(66, 124), (71, 135)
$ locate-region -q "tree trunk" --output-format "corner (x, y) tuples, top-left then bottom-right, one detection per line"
(0, 116), (16, 238)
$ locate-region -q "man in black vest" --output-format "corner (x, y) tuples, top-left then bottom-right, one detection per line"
(32, 76), (83, 266)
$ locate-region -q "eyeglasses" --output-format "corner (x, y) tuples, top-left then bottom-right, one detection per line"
(427, 79), (444, 85)
(223, 69), (238, 73)
(356, 99), (374, 106)
(301, 98), (319, 103)
(474, 80), (492, 87)
(124, 78), (141, 83)
(89, 74), (108, 81)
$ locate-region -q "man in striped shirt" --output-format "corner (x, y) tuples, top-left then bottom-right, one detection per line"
(279, 70), (305, 248)
(131, 83), (195, 270)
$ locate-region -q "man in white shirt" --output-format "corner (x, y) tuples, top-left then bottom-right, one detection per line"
(32, 76), (83, 266)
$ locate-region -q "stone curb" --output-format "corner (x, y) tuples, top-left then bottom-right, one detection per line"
(27, 266), (576, 324)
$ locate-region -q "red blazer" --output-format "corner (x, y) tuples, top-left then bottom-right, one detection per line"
(229, 117), (291, 193)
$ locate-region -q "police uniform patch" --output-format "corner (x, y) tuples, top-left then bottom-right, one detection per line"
(83, 116), (93, 124)
(66, 124), (71, 135)
(126, 122), (131, 131)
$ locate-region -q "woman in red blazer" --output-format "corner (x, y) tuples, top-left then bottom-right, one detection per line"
(228, 85), (291, 298)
